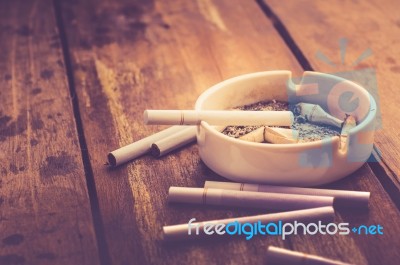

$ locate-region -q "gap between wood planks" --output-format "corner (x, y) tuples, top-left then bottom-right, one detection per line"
(255, 0), (313, 71)
(255, 0), (400, 210)
(53, 1), (111, 264)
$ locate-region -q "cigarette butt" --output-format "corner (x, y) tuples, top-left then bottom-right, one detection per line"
(168, 187), (333, 210)
(264, 127), (299, 144)
(295, 103), (343, 128)
(266, 246), (353, 265)
(151, 126), (197, 157)
(107, 126), (188, 166)
(239, 127), (265, 142)
(144, 110), (294, 126)
(204, 181), (370, 209)
(163, 206), (334, 240)
(340, 115), (357, 149)
(238, 127), (299, 144)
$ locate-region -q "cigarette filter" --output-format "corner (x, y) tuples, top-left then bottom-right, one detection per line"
(151, 126), (197, 157)
(144, 110), (294, 126)
(264, 127), (298, 144)
(204, 181), (370, 209)
(168, 187), (333, 210)
(163, 206), (334, 240)
(340, 115), (356, 149)
(295, 103), (343, 128)
(239, 127), (265, 142)
(266, 246), (353, 265)
(107, 126), (188, 166)
(238, 127), (299, 144)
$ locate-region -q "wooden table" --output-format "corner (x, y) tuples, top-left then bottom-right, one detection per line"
(1, 0), (399, 264)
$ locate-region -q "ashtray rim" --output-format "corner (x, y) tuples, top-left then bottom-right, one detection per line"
(194, 70), (376, 150)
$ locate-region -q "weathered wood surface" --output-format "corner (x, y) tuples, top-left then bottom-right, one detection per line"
(264, 0), (400, 196)
(59, 0), (302, 264)
(0, 0), (100, 265)
(58, 0), (400, 265)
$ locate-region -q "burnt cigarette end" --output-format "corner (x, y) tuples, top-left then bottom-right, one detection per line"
(107, 153), (117, 167)
(150, 144), (162, 158)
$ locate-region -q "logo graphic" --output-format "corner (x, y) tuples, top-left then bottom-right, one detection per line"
(338, 91), (359, 113)
(288, 38), (382, 167)
(186, 218), (384, 240)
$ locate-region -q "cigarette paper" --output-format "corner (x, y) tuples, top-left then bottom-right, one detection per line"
(107, 126), (188, 166)
(295, 103), (343, 128)
(204, 181), (370, 209)
(340, 115), (356, 148)
(163, 206), (334, 240)
(144, 110), (294, 126)
(264, 127), (298, 144)
(239, 127), (265, 142)
(168, 187), (333, 210)
(151, 126), (197, 157)
(266, 246), (352, 265)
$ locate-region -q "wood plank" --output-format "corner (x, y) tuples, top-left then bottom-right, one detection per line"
(261, 0), (400, 263)
(264, 0), (400, 194)
(0, 1), (100, 264)
(60, 0), (400, 264)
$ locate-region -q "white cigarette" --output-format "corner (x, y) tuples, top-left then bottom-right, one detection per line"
(107, 126), (188, 166)
(151, 126), (197, 157)
(168, 187), (333, 210)
(144, 110), (294, 126)
(266, 246), (353, 265)
(204, 181), (370, 209)
(163, 206), (334, 240)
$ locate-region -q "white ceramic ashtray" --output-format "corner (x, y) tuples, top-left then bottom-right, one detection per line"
(195, 71), (377, 186)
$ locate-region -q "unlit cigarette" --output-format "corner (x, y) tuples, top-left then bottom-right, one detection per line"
(204, 181), (370, 209)
(168, 187), (333, 210)
(295, 103), (343, 128)
(151, 126), (197, 157)
(144, 110), (294, 126)
(266, 246), (352, 265)
(107, 126), (188, 166)
(163, 206), (334, 240)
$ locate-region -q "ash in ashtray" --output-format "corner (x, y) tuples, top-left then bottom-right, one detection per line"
(222, 100), (341, 143)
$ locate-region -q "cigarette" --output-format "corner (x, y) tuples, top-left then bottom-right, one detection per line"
(264, 127), (298, 144)
(238, 127), (299, 144)
(294, 103), (343, 128)
(239, 127), (265, 142)
(151, 126), (197, 157)
(266, 246), (353, 265)
(168, 187), (333, 210)
(144, 110), (294, 126)
(204, 181), (370, 209)
(340, 115), (356, 149)
(163, 206), (334, 240)
(107, 126), (189, 166)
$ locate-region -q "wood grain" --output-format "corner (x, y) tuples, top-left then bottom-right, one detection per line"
(59, 0), (400, 264)
(264, 0), (400, 195)
(0, 1), (99, 264)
